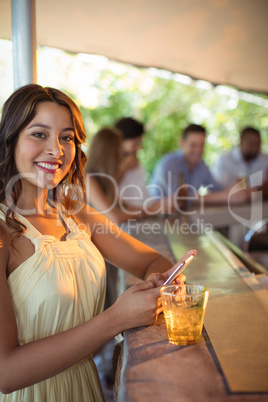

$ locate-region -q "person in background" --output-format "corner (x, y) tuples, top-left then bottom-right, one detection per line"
(85, 127), (142, 226)
(114, 117), (149, 207)
(149, 123), (251, 205)
(0, 84), (191, 402)
(212, 126), (268, 190)
(115, 117), (177, 214)
(149, 124), (221, 197)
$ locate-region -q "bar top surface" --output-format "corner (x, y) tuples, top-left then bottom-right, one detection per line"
(117, 218), (268, 402)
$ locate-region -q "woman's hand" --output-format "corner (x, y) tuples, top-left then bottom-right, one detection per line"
(146, 249), (196, 287)
(111, 281), (161, 331)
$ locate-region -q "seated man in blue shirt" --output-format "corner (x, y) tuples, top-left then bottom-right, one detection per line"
(149, 124), (251, 206)
(150, 124), (221, 196)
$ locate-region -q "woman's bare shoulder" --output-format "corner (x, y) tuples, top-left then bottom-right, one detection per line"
(75, 204), (104, 224)
(69, 204), (106, 238)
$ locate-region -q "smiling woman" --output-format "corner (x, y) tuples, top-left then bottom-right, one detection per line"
(15, 102), (76, 193)
(0, 84), (192, 402)
(0, 85), (87, 224)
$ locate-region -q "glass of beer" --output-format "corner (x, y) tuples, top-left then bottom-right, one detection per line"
(160, 284), (209, 345)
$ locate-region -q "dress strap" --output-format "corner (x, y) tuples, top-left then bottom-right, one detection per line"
(0, 203), (52, 251)
(0, 202), (89, 240)
(0, 203), (41, 236)
(0, 205), (6, 220)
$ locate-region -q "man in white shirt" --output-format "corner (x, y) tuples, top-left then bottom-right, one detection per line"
(212, 127), (268, 189)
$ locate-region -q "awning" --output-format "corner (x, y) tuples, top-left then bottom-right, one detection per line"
(0, 0), (267, 93)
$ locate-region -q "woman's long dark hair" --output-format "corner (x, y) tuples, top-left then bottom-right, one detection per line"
(0, 84), (87, 237)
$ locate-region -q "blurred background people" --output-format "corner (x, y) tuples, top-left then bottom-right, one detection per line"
(212, 126), (268, 190)
(149, 124), (222, 196)
(115, 117), (177, 214)
(149, 123), (251, 206)
(114, 117), (151, 207)
(85, 127), (143, 226)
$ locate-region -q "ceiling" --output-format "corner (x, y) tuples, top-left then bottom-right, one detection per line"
(1, 0), (268, 93)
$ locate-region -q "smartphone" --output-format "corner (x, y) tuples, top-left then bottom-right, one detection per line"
(163, 254), (194, 285)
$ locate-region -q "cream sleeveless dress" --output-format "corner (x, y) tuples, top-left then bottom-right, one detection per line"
(0, 204), (106, 402)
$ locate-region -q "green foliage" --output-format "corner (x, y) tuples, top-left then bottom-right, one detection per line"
(2, 43), (265, 182)
(77, 67), (268, 180)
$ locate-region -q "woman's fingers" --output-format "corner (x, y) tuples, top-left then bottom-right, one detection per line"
(175, 273), (186, 284)
(162, 249), (196, 281)
(146, 273), (165, 287)
(130, 280), (155, 292)
(147, 250), (195, 287)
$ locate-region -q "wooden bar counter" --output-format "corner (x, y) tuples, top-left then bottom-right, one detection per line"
(115, 217), (268, 402)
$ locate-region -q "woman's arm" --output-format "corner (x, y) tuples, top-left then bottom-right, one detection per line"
(76, 205), (193, 283)
(86, 176), (142, 225)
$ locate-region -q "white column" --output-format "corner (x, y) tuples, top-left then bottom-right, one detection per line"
(11, 0), (36, 89)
